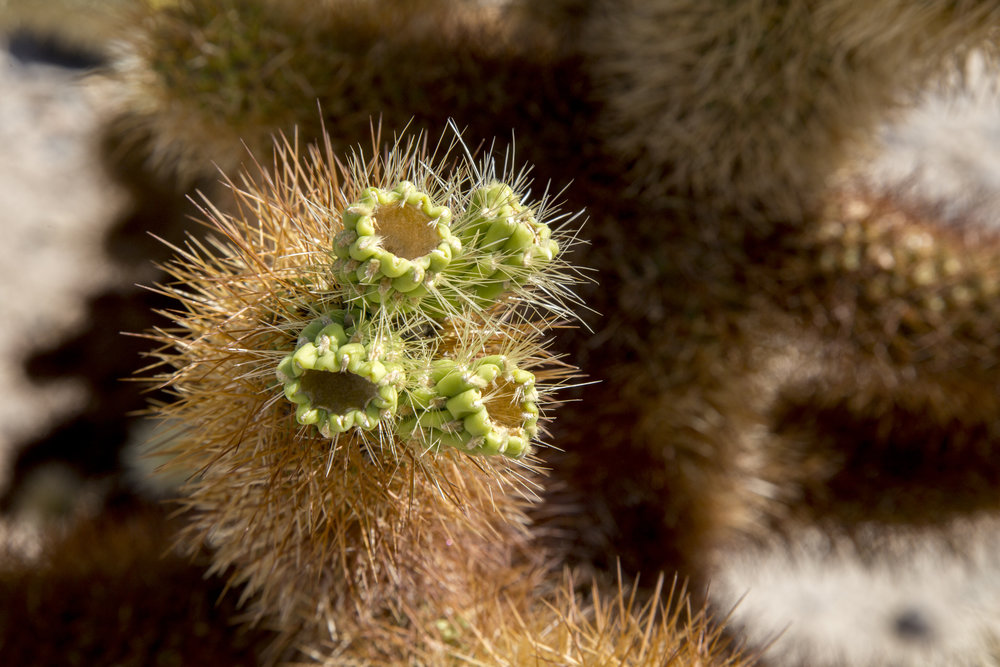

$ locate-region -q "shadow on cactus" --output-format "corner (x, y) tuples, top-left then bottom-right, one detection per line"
(137, 122), (587, 661)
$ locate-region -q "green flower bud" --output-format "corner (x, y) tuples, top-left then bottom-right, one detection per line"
(333, 182), (460, 310)
(398, 355), (539, 458)
(277, 311), (405, 437)
(455, 182), (561, 305)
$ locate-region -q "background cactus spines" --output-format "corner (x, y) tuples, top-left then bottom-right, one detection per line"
(0, 509), (278, 665)
(585, 0), (1000, 223)
(99, 0), (504, 184)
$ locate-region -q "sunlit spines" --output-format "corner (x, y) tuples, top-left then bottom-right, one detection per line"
(443, 568), (755, 666)
(440, 145), (589, 325)
(325, 124), (588, 330)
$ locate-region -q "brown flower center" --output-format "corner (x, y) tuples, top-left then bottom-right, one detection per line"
(482, 379), (524, 429)
(373, 204), (439, 260)
(298, 369), (379, 414)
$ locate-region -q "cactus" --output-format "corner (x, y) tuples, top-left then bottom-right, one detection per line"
(445, 182), (561, 310)
(140, 124), (587, 661)
(447, 570), (754, 666)
(99, 0), (494, 181)
(0, 511), (275, 665)
(585, 0), (1000, 222)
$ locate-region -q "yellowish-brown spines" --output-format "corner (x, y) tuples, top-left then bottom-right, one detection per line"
(451, 570), (755, 666)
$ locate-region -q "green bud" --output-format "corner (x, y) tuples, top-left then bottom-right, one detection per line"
(333, 182), (460, 311)
(277, 311), (405, 437)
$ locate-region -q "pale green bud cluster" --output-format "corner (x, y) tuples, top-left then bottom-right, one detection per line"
(398, 356), (539, 458)
(276, 311), (404, 437)
(458, 183), (559, 303)
(278, 310), (540, 458)
(278, 177), (566, 458)
(333, 182), (460, 308)
(333, 181), (561, 316)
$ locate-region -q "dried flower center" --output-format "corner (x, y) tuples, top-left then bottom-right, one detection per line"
(298, 370), (379, 415)
(483, 379), (524, 429)
(373, 204), (439, 259)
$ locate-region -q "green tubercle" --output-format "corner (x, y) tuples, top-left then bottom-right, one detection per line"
(398, 355), (539, 458)
(276, 311), (405, 437)
(333, 182), (460, 309)
(458, 182), (560, 302)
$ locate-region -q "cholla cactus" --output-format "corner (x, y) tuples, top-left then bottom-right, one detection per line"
(142, 125), (586, 661)
(0, 511), (275, 665)
(99, 0), (490, 182)
(586, 0), (1000, 222)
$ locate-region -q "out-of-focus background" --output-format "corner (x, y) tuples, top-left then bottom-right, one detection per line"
(0, 37), (127, 502)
